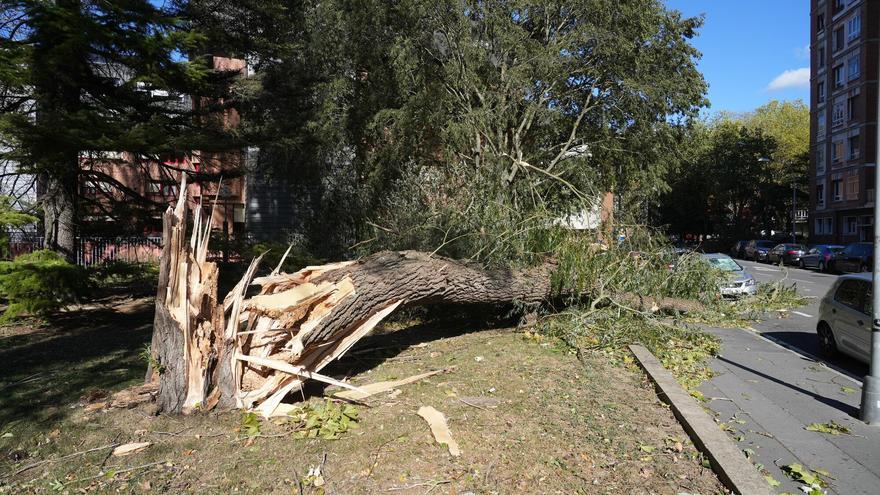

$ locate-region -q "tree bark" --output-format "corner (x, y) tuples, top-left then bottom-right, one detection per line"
(40, 171), (78, 263)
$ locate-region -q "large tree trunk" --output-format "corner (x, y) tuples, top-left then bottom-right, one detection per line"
(40, 171), (78, 263)
(146, 184), (555, 415)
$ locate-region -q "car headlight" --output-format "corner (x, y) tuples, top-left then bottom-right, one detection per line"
(745, 279), (756, 286)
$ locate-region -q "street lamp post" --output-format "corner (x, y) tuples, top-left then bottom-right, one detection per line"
(862, 35), (880, 424)
(792, 181), (797, 244)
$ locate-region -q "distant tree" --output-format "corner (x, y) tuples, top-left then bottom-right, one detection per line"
(0, 0), (237, 261)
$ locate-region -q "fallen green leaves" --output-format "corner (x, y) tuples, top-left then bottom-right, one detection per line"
(781, 462), (830, 494)
(288, 401), (360, 440)
(805, 420), (851, 436)
(240, 412), (262, 438)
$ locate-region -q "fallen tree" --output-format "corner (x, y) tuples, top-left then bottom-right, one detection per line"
(145, 183), (704, 416)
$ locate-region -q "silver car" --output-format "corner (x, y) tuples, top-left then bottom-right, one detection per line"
(702, 253), (758, 297)
(817, 272), (872, 364)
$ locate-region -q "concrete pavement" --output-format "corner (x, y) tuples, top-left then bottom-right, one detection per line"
(696, 258), (880, 494)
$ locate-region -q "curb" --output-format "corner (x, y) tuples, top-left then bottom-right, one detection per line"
(629, 344), (774, 495)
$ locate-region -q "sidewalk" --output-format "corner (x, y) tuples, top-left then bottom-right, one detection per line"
(697, 325), (880, 495)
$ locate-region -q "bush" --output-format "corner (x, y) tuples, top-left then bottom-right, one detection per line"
(0, 250), (90, 321)
(88, 260), (159, 289)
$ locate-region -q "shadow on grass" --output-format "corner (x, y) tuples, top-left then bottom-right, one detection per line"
(0, 301), (154, 436)
(312, 305), (520, 395)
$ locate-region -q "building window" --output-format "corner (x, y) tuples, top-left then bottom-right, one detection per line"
(832, 101), (845, 126)
(848, 135), (860, 160)
(818, 46), (826, 68)
(817, 183), (826, 208)
(817, 146), (826, 174)
(846, 216), (858, 234)
(847, 55), (860, 81)
(818, 113), (826, 137)
(847, 94), (857, 120)
(834, 27), (845, 52)
(815, 217), (835, 235)
(832, 178), (843, 201)
(818, 82), (826, 103)
(846, 175), (859, 199)
(817, 13), (825, 33)
(832, 140), (844, 163)
(148, 182), (161, 194)
(833, 64), (844, 87)
(847, 13), (861, 42)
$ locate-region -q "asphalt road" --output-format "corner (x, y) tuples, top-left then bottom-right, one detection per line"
(735, 258), (870, 381)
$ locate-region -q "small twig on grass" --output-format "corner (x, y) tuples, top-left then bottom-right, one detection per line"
(65, 459), (168, 486)
(458, 397), (489, 411)
(387, 479), (452, 492)
(8, 443), (120, 478)
(151, 427), (194, 436)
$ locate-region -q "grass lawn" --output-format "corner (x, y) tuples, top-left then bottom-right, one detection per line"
(0, 298), (727, 494)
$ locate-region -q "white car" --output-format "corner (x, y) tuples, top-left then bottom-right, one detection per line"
(701, 253), (758, 297)
(817, 272), (873, 364)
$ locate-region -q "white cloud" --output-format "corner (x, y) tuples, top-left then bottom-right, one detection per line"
(794, 44), (810, 60)
(766, 68), (810, 91)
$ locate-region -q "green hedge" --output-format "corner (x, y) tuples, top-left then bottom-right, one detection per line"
(0, 250), (90, 321)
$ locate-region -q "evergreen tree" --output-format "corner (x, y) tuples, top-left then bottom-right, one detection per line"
(0, 0), (236, 260)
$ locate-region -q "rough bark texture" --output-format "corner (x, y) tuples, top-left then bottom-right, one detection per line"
(305, 251), (554, 346)
(40, 171), (77, 262)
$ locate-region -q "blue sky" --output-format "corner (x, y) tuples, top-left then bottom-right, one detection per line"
(665, 0), (810, 114)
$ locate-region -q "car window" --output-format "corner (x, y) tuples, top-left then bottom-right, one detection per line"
(843, 245), (856, 255)
(809, 248), (819, 254)
(706, 257), (741, 271)
(835, 280), (866, 312)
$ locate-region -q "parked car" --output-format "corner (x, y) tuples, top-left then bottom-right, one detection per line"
(730, 240), (747, 259)
(834, 242), (873, 273)
(744, 240), (776, 262)
(799, 245), (845, 272)
(767, 243), (806, 265)
(817, 272), (873, 363)
(701, 253), (757, 297)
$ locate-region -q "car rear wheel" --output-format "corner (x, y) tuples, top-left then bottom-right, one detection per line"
(817, 323), (838, 358)
(861, 263), (869, 272)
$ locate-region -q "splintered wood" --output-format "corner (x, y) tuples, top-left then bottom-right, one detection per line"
(149, 181), (398, 415)
(231, 264), (397, 417)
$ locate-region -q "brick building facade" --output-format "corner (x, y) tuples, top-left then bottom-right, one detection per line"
(810, 0), (880, 244)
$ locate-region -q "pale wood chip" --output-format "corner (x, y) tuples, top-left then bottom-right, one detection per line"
(417, 406), (461, 456)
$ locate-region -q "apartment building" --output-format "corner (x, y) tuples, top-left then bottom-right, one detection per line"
(810, 0), (880, 244)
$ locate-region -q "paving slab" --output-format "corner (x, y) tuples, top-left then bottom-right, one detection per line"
(699, 325), (880, 495)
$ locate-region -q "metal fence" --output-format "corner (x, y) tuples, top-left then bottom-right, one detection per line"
(5, 233), (163, 267)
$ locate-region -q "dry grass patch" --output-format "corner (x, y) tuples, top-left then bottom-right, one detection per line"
(1, 301), (726, 494)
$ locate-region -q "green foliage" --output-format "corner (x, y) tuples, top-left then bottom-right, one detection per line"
(0, 250), (89, 321)
(781, 463), (829, 492)
(0, 0), (239, 251)
(139, 343), (166, 375)
(240, 411), (262, 438)
(805, 420), (851, 436)
(659, 100), (809, 239)
(88, 260), (159, 289)
(288, 400), (360, 440)
(552, 228), (719, 303)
